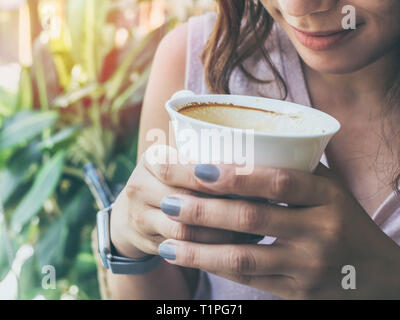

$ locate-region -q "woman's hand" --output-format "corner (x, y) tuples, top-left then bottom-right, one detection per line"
(155, 160), (400, 299)
(110, 145), (255, 259)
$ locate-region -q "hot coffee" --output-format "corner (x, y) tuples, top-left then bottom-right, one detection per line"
(178, 103), (326, 135)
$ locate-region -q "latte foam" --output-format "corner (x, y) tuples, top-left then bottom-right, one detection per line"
(179, 103), (326, 135)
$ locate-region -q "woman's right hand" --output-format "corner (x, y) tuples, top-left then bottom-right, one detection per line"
(110, 145), (253, 259)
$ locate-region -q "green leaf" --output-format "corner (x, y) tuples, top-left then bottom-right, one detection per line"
(105, 20), (174, 102)
(63, 187), (93, 227)
(11, 151), (66, 233)
(74, 252), (97, 278)
(18, 255), (40, 300)
(67, 0), (113, 82)
(66, 0), (86, 63)
(53, 83), (99, 108)
(0, 111), (58, 151)
(37, 126), (81, 150)
(17, 67), (33, 110)
(36, 216), (68, 268)
(0, 87), (17, 117)
(111, 65), (151, 112)
(0, 244), (9, 281)
(0, 143), (41, 204)
(0, 218), (16, 281)
(93, 0), (114, 77)
(104, 31), (153, 101)
(33, 50), (49, 111)
(82, 0), (97, 82)
(37, 186), (93, 271)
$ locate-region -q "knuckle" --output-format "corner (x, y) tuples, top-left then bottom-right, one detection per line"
(125, 184), (141, 199)
(131, 209), (145, 229)
(189, 171), (206, 190)
(158, 162), (173, 182)
(291, 262), (324, 299)
(172, 187), (193, 197)
(145, 238), (163, 255)
(237, 203), (261, 232)
(321, 212), (345, 242)
(182, 245), (199, 268)
(191, 199), (207, 225)
(228, 174), (248, 192)
(302, 247), (330, 284)
(125, 197), (141, 226)
(227, 248), (256, 275)
(170, 223), (193, 241)
(271, 169), (293, 200)
(329, 184), (347, 204)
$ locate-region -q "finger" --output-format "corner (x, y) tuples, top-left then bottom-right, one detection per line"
(191, 164), (336, 206)
(143, 145), (335, 206)
(142, 145), (220, 195)
(142, 144), (198, 189)
(126, 165), (198, 209)
(158, 240), (293, 276)
(145, 209), (259, 245)
(160, 194), (319, 239)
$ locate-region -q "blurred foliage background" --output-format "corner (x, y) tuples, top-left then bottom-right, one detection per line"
(0, 0), (215, 300)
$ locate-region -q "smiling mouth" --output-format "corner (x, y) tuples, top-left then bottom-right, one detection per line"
(290, 23), (365, 51)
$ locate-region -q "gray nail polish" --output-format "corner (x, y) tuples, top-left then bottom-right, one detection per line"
(194, 164), (220, 182)
(158, 243), (176, 260)
(161, 197), (181, 216)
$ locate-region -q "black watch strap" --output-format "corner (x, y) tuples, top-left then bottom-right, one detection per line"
(107, 253), (162, 275)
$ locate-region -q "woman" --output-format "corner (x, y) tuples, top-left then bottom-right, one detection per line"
(105, 0), (400, 299)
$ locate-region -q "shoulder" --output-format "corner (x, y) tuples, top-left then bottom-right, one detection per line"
(155, 12), (217, 61)
(157, 21), (188, 57)
(153, 22), (188, 77)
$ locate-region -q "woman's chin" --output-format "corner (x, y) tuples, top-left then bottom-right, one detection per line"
(296, 39), (399, 76)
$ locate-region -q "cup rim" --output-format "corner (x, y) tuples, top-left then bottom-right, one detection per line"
(166, 93), (341, 139)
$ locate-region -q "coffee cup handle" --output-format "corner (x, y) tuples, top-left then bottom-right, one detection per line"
(170, 90), (196, 100)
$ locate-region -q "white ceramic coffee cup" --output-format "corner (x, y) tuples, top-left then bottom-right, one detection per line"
(165, 90), (340, 173)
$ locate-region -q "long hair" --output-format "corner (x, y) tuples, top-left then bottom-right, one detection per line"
(201, 0), (287, 97)
(201, 0), (400, 195)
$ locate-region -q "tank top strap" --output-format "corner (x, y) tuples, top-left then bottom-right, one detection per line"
(185, 12), (217, 94)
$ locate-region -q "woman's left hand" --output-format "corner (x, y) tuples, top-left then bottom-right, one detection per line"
(155, 162), (400, 299)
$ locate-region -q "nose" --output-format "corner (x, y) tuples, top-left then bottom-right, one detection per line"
(277, 0), (337, 17)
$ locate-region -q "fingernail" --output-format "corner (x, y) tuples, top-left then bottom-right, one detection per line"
(194, 164), (220, 182)
(161, 197), (181, 216)
(247, 234), (264, 243)
(158, 243), (176, 260)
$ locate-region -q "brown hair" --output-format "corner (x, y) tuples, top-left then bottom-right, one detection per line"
(384, 75), (400, 195)
(201, 0), (287, 97)
(201, 0), (400, 195)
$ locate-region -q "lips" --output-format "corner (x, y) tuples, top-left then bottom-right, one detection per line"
(290, 25), (359, 51)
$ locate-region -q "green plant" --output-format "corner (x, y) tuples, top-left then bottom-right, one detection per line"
(0, 0), (175, 299)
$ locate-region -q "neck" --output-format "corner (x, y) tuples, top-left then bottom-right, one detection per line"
(304, 47), (400, 114)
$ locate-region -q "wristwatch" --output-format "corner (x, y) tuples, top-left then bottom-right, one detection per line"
(96, 204), (162, 274)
